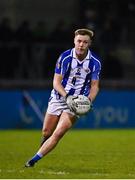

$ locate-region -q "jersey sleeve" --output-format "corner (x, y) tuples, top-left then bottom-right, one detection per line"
(55, 56), (62, 74)
(55, 54), (70, 76)
(91, 60), (101, 80)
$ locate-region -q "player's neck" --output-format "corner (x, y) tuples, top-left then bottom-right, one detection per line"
(76, 52), (87, 61)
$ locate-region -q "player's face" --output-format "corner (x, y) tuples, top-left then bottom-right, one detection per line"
(74, 35), (91, 56)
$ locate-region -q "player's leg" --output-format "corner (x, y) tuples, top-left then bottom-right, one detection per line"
(38, 112), (76, 156)
(40, 113), (59, 146)
(25, 112), (76, 167)
(25, 113), (60, 167)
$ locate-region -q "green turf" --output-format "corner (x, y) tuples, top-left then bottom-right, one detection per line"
(0, 129), (135, 179)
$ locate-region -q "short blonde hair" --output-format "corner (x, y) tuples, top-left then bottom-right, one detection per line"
(74, 28), (94, 39)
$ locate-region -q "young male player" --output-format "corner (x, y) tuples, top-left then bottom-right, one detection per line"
(25, 28), (101, 167)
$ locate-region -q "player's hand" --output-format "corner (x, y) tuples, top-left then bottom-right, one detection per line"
(65, 95), (77, 112)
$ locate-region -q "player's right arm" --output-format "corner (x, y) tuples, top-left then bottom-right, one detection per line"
(53, 52), (70, 98)
(53, 51), (84, 113)
(53, 73), (67, 98)
(53, 73), (76, 112)
(53, 50), (73, 99)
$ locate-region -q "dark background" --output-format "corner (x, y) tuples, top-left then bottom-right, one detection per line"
(0, 0), (134, 89)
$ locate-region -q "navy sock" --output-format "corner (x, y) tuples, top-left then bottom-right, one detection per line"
(30, 153), (43, 163)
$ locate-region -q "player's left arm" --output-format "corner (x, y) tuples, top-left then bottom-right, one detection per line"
(88, 79), (99, 102)
(88, 57), (101, 102)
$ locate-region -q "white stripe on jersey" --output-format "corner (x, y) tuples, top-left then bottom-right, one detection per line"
(64, 56), (90, 96)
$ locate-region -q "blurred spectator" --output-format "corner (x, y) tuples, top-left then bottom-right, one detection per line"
(83, 8), (98, 31)
(15, 20), (33, 79)
(15, 20), (33, 43)
(100, 16), (122, 51)
(0, 17), (14, 42)
(49, 20), (68, 43)
(0, 17), (15, 78)
(33, 21), (48, 42)
(31, 44), (45, 79)
(102, 50), (124, 79)
(127, 0), (135, 45)
(65, 22), (80, 45)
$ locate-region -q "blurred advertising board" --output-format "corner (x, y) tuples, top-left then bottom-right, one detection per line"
(0, 89), (134, 129)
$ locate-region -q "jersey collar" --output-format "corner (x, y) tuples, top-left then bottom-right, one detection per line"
(71, 48), (91, 61)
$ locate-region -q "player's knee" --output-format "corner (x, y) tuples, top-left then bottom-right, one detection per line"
(42, 128), (52, 138)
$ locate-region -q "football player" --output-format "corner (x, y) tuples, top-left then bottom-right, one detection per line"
(25, 28), (101, 167)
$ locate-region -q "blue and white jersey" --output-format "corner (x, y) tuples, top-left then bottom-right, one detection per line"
(50, 48), (101, 99)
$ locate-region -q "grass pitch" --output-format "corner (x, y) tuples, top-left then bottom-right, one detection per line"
(0, 129), (135, 179)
